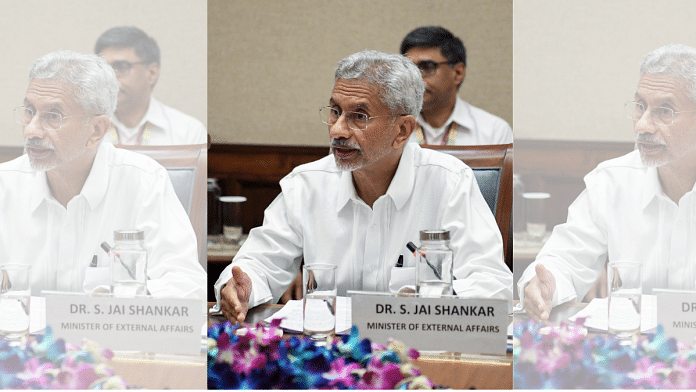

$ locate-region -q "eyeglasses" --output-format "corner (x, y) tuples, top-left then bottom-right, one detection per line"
(414, 60), (456, 77)
(625, 101), (696, 126)
(319, 106), (396, 130)
(108, 60), (148, 77)
(14, 107), (92, 131)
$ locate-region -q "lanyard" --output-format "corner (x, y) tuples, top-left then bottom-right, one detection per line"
(415, 122), (458, 145)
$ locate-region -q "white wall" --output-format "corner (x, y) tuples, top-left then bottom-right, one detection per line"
(514, 0), (696, 142)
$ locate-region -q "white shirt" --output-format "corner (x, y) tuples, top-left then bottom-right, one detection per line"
(517, 150), (696, 306)
(0, 143), (206, 299)
(215, 143), (511, 307)
(410, 96), (513, 145)
(107, 97), (207, 145)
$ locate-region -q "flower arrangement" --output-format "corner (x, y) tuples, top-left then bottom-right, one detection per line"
(0, 326), (129, 389)
(207, 319), (446, 389)
(513, 318), (696, 389)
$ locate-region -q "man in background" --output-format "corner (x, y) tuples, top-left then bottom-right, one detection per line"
(95, 26), (207, 145)
(519, 44), (696, 322)
(400, 26), (512, 145)
(0, 50), (205, 298)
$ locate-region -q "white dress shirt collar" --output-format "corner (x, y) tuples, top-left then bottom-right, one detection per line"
(29, 143), (111, 212)
(335, 143), (417, 211)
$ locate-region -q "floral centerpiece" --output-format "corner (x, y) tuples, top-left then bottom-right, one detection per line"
(513, 318), (696, 389)
(208, 319), (447, 389)
(0, 326), (130, 389)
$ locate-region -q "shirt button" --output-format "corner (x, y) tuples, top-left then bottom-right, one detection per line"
(369, 266), (375, 271)
(371, 225), (376, 230)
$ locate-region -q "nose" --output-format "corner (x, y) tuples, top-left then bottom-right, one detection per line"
(22, 113), (45, 139)
(634, 108), (657, 135)
(328, 112), (353, 140)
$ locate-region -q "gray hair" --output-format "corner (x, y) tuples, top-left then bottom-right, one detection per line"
(335, 50), (424, 117)
(28, 50), (118, 117)
(640, 44), (696, 103)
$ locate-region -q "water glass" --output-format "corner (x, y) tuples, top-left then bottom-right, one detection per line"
(0, 264), (31, 342)
(607, 261), (642, 341)
(303, 264), (337, 341)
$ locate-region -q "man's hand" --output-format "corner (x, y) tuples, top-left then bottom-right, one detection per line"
(279, 270), (303, 304)
(220, 266), (252, 323)
(523, 264), (556, 322)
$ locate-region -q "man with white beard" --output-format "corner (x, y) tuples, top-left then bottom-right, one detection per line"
(518, 44), (696, 322)
(0, 50), (205, 299)
(215, 50), (511, 323)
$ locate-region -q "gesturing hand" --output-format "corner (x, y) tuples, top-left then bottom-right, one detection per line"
(220, 266), (252, 323)
(523, 264), (556, 322)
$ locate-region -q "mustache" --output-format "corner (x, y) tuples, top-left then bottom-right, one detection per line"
(24, 138), (54, 150)
(635, 134), (666, 145)
(330, 138), (361, 150)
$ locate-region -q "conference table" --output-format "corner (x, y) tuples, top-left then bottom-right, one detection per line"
(208, 302), (513, 390)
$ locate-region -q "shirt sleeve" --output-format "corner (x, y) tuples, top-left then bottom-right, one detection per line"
(447, 168), (512, 302)
(517, 178), (609, 308)
(214, 190), (304, 308)
(135, 167), (207, 299)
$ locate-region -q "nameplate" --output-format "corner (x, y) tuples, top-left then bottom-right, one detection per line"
(655, 289), (696, 343)
(45, 293), (202, 355)
(351, 294), (507, 355)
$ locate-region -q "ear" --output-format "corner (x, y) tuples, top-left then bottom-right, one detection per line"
(453, 63), (466, 85)
(392, 115), (416, 149)
(147, 62), (160, 89)
(86, 115), (111, 147)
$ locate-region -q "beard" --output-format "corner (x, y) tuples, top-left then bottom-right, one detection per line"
(25, 138), (58, 171)
(635, 133), (670, 167)
(330, 136), (395, 172)
(330, 138), (365, 171)
(24, 137), (87, 172)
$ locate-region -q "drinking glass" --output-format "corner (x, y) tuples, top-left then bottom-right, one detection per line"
(607, 261), (642, 341)
(303, 264), (337, 341)
(0, 264), (31, 342)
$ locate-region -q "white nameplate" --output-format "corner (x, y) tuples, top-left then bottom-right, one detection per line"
(45, 293), (202, 355)
(351, 294), (507, 355)
(655, 289), (696, 343)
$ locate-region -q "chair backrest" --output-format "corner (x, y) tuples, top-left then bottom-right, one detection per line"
(118, 144), (208, 270)
(423, 144), (513, 270)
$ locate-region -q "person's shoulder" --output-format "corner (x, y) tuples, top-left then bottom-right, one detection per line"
(0, 153), (31, 174)
(411, 143), (469, 175)
(154, 98), (205, 127)
(584, 150), (645, 190)
(105, 143), (166, 176)
(464, 100), (510, 127)
(591, 150), (643, 174)
(285, 154), (340, 178)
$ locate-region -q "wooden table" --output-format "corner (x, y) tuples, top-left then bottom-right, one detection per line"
(208, 303), (512, 389)
(110, 352), (205, 389)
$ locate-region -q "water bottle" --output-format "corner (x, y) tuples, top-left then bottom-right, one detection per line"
(110, 230), (147, 297)
(416, 230), (454, 297)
